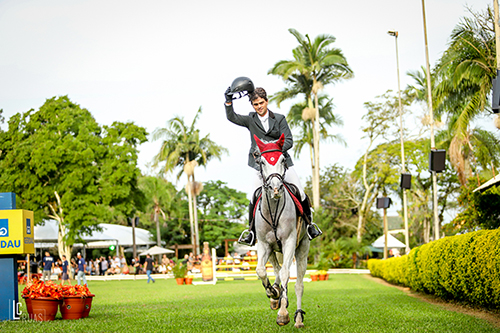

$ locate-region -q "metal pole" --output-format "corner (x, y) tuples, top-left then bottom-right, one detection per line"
(389, 31), (411, 254)
(132, 217), (137, 259)
(383, 207), (388, 259)
(421, 0), (440, 241)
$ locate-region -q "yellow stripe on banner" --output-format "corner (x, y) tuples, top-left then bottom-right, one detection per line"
(224, 277), (234, 281)
(244, 277), (258, 281)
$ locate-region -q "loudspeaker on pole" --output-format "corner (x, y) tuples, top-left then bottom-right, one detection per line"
(400, 173), (412, 189)
(429, 149), (446, 173)
(376, 197), (392, 209)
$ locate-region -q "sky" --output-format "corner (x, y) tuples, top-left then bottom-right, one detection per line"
(0, 0), (495, 217)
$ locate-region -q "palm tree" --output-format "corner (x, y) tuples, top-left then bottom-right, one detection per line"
(152, 107), (227, 255)
(269, 28), (353, 208)
(432, 7), (499, 184)
(138, 176), (178, 247)
(287, 95), (345, 182)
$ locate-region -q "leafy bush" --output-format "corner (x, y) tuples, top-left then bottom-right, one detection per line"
(368, 229), (500, 308)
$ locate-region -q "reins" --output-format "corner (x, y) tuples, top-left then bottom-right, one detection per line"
(257, 150), (288, 253)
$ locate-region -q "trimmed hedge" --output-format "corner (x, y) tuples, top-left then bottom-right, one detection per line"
(368, 229), (500, 308)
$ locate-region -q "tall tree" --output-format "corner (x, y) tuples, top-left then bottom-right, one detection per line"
(0, 96), (147, 260)
(196, 180), (247, 253)
(286, 95), (345, 173)
(138, 176), (179, 248)
(152, 107), (227, 255)
(269, 28), (353, 209)
(432, 7), (500, 184)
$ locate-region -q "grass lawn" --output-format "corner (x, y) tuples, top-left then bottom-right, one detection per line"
(2, 274), (498, 332)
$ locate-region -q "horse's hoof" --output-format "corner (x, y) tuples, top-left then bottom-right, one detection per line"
(270, 298), (279, 310)
(276, 314), (290, 326)
(294, 322), (305, 329)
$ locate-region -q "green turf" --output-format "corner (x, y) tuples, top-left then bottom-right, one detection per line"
(2, 275), (498, 332)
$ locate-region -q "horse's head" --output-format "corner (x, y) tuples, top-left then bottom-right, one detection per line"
(254, 134), (287, 199)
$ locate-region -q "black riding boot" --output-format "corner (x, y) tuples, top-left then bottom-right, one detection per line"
(302, 196), (322, 240)
(238, 202), (256, 246)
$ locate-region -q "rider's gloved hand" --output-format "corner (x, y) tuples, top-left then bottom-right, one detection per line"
(225, 87), (233, 104)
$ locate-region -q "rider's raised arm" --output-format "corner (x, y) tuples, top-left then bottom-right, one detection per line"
(225, 102), (251, 128)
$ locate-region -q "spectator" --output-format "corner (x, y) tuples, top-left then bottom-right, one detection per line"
(29, 257), (38, 278)
(94, 257), (100, 276)
(133, 256), (142, 275)
(61, 255), (71, 285)
(42, 252), (54, 282)
(54, 259), (62, 280)
(100, 256), (108, 276)
(145, 254), (155, 283)
(120, 255), (126, 269)
(70, 258), (77, 279)
(76, 252), (87, 286)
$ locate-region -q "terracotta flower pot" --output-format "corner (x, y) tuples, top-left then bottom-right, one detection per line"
(23, 296), (33, 319)
(325, 274), (329, 280)
(175, 278), (185, 285)
(31, 297), (61, 321)
(185, 277), (193, 285)
(319, 274), (326, 281)
(311, 274), (318, 281)
(82, 294), (94, 318)
(60, 296), (85, 320)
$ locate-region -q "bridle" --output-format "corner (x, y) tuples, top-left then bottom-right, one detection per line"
(257, 148), (288, 252)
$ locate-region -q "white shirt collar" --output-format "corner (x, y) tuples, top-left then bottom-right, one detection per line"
(258, 111), (269, 131)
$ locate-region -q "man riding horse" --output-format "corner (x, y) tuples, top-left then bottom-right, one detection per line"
(224, 77), (322, 246)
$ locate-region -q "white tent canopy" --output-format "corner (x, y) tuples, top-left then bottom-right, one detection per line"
(371, 234), (406, 249)
(139, 245), (175, 256)
(473, 174), (500, 193)
(34, 220), (155, 248)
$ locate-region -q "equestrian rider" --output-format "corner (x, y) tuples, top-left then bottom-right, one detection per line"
(224, 78), (322, 246)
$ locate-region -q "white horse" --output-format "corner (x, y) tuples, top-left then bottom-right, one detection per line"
(252, 134), (310, 328)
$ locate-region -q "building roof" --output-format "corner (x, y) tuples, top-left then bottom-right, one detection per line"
(34, 219), (155, 248)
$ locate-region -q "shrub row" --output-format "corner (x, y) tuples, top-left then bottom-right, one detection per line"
(368, 229), (500, 308)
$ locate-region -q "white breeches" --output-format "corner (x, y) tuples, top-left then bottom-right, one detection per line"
(250, 166), (305, 203)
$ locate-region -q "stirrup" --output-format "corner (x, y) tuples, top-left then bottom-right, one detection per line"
(307, 223), (322, 240)
(238, 230), (255, 246)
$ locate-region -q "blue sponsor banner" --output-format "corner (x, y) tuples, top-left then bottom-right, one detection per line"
(0, 219), (8, 238)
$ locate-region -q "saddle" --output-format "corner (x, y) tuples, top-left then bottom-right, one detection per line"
(251, 182), (303, 220)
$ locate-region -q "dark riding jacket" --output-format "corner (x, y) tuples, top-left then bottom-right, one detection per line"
(225, 103), (294, 171)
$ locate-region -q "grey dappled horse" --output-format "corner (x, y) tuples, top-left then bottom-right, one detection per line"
(253, 134), (310, 328)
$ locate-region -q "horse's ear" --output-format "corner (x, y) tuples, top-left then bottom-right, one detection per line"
(254, 135), (266, 152)
(277, 133), (285, 150)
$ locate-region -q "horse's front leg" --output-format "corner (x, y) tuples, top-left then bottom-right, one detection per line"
(294, 236), (310, 328)
(256, 243), (279, 301)
(276, 239), (295, 326)
(268, 252), (282, 310)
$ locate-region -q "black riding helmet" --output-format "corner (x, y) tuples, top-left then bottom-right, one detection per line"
(229, 77), (255, 99)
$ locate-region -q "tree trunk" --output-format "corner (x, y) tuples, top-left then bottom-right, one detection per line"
(186, 174), (195, 255)
(192, 175), (200, 256)
(48, 192), (71, 264)
(312, 91), (321, 209)
(155, 205), (161, 246)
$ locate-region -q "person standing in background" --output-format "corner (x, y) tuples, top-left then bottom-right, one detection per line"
(76, 252), (87, 286)
(61, 255), (71, 285)
(42, 251), (54, 282)
(145, 254), (155, 284)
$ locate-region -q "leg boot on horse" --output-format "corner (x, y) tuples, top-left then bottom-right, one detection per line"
(301, 195), (322, 240)
(238, 202), (256, 246)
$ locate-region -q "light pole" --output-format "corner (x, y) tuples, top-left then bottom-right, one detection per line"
(388, 31), (410, 254)
(421, 0), (440, 241)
